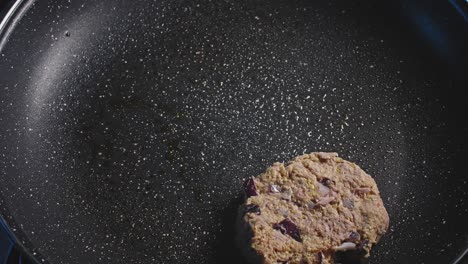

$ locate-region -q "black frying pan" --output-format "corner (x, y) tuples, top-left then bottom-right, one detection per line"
(1, 0), (468, 263)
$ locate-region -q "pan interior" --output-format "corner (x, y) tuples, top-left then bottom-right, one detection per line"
(0, 0), (467, 263)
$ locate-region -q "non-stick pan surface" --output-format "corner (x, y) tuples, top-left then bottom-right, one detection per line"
(1, 0), (467, 263)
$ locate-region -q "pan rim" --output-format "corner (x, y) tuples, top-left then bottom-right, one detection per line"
(0, 1), (43, 263)
(0, 0), (33, 52)
(0, 0), (467, 263)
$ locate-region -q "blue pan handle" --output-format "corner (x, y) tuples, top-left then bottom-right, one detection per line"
(0, 217), (15, 263)
(0, 218), (37, 264)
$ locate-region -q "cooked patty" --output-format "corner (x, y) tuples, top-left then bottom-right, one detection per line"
(236, 152), (389, 264)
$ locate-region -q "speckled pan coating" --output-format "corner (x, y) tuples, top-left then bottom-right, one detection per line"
(237, 153), (389, 264)
(0, 0), (467, 263)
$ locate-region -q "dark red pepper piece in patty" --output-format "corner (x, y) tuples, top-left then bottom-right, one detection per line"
(243, 177), (258, 197)
(273, 218), (302, 242)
